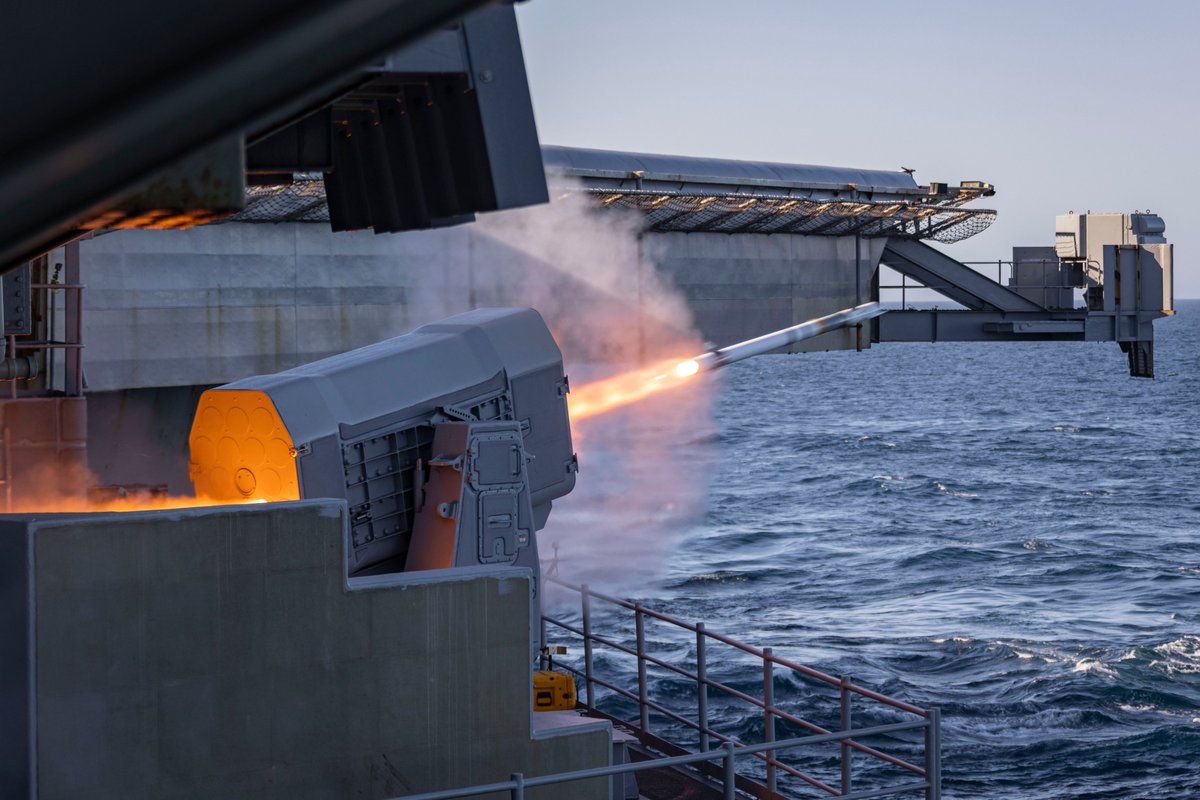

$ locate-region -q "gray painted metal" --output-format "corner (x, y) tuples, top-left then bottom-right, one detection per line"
(0, 0), (492, 273)
(926, 708), (942, 800)
(536, 147), (998, 243)
(540, 147), (999, 243)
(541, 145), (921, 195)
(1098, 243), (1174, 316)
(878, 212), (1175, 377)
(212, 307), (575, 576)
(695, 302), (886, 371)
(1010, 246), (1073, 310)
(881, 239), (1045, 313)
(218, 308), (563, 467)
(374, 26), (467, 74)
(2, 264), (30, 335)
(406, 420), (543, 634)
(878, 309), (1118, 342)
(319, 5), (548, 233)
(77, 222), (883, 394)
(0, 356), (37, 380)
(457, 7), (549, 212)
(1055, 212), (1167, 261)
(230, 145), (997, 242)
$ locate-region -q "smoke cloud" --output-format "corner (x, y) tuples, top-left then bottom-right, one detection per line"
(7, 181), (719, 591)
(469, 187), (697, 364)
(462, 183), (720, 592)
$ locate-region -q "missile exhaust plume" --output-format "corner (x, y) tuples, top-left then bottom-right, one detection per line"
(568, 302), (885, 421)
(3, 457), (273, 514)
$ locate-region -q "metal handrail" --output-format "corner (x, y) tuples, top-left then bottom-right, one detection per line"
(879, 256), (1095, 312)
(395, 720), (935, 800)
(555, 656), (851, 796)
(542, 578), (941, 799)
(548, 578), (928, 717)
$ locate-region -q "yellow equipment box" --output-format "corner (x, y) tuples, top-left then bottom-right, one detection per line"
(533, 669), (577, 712)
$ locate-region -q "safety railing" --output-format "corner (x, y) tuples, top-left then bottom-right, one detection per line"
(540, 578), (940, 800)
(880, 258), (1083, 311)
(395, 722), (934, 800)
(392, 580), (940, 800)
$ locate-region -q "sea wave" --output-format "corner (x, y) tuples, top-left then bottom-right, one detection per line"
(570, 303), (1200, 799)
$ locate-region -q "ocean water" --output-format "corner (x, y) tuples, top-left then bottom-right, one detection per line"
(548, 300), (1200, 799)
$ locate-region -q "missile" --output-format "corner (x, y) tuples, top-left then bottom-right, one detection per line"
(564, 302), (888, 421)
(680, 302), (885, 375)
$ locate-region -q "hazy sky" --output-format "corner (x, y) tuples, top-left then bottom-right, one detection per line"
(515, 0), (1198, 297)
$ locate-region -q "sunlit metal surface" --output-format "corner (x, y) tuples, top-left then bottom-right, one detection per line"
(588, 189), (996, 243)
(223, 145), (998, 243)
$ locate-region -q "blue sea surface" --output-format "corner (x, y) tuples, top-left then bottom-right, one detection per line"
(549, 300), (1200, 799)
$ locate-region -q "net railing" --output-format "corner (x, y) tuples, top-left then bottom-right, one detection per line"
(215, 178), (995, 243)
(593, 189), (995, 243)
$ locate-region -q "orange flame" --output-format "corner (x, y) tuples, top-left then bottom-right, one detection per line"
(568, 357), (704, 421)
(4, 492), (269, 515)
(9, 355), (708, 511)
(1, 458), (279, 515)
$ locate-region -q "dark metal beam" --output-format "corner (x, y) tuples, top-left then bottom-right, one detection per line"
(877, 310), (1088, 343)
(0, 0), (491, 272)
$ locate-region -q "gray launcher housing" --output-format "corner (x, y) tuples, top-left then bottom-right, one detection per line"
(214, 308), (576, 577)
(405, 421), (541, 579)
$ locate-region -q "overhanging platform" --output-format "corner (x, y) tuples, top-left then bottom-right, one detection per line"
(229, 145), (1000, 244)
(874, 213), (1175, 377)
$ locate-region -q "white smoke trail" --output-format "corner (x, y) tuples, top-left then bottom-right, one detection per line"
(462, 185), (720, 591)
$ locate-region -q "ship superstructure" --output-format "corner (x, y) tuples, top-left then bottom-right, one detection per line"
(0, 3), (1178, 799)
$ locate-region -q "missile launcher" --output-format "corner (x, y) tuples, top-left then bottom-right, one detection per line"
(188, 307), (577, 579)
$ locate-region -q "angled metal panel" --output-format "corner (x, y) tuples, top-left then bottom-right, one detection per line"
(1143, 243), (1174, 315)
(0, 0), (491, 273)
(881, 238), (1045, 313)
(245, 108), (334, 173)
(541, 145), (922, 194)
(374, 27), (467, 73)
(460, 6), (549, 211)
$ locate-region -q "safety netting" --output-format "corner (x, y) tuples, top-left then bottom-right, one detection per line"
(590, 190), (996, 243)
(218, 179), (995, 243)
(224, 179), (331, 223)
